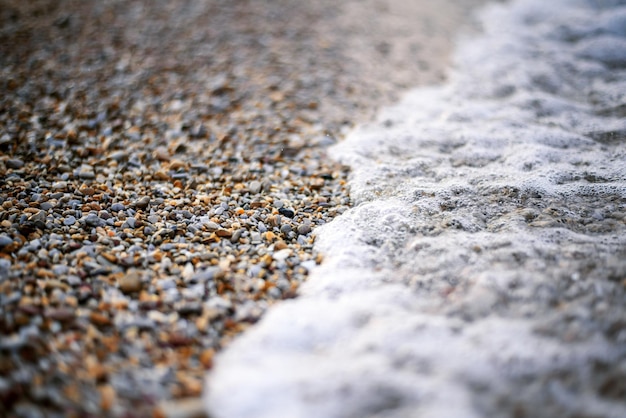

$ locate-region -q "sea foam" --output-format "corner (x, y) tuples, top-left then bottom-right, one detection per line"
(205, 0), (626, 416)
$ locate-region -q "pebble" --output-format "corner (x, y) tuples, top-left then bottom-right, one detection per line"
(249, 181), (262, 194)
(111, 203), (126, 212)
(63, 216), (76, 226)
(272, 249), (292, 261)
(0, 235), (13, 247)
(205, 222), (220, 231)
(77, 165), (95, 179)
(135, 196), (151, 209)
(297, 224), (312, 235)
(6, 158), (24, 169)
(279, 208), (295, 218)
(85, 214), (101, 227)
(118, 271), (143, 294)
(28, 210), (46, 224)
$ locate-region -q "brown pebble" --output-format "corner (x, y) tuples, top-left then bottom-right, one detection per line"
(90, 312), (112, 326)
(215, 228), (232, 237)
(154, 170), (170, 180)
(99, 384), (116, 412)
(274, 241), (288, 250)
(118, 270), (143, 293)
(169, 159), (188, 170)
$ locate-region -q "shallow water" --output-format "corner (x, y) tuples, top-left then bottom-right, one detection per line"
(205, 0), (626, 416)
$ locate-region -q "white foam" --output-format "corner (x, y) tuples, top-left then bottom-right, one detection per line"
(205, 0), (626, 416)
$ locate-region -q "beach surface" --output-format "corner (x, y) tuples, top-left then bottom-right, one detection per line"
(205, 0), (626, 417)
(0, 0), (485, 416)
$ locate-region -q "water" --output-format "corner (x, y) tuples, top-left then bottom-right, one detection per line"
(205, 1), (626, 417)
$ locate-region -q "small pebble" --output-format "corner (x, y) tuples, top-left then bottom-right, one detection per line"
(278, 207), (295, 218)
(6, 158), (24, 169)
(135, 196), (151, 209)
(249, 181), (262, 194)
(118, 271), (143, 294)
(297, 224), (311, 235)
(111, 203), (125, 212)
(0, 235), (13, 247)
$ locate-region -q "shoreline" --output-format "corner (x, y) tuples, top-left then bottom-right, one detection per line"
(204, 0), (626, 417)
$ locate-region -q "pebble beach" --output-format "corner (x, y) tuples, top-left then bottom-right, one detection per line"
(0, 1), (485, 416)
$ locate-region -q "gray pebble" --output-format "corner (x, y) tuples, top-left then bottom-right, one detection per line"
(297, 224), (311, 235)
(77, 165), (95, 179)
(205, 221), (220, 231)
(85, 214), (101, 227)
(6, 158), (24, 169)
(63, 216), (76, 226)
(28, 210), (47, 224)
(135, 196), (151, 209)
(191, 267), (221, 283)
(248, 265), (262, 277)
(249, 180), (262, 194)
(111, 203), (125, 212)
(66, 275), (81, 286)
(108, 151), (127, 161)
(267, 287), (282, 299)
(158, 278), (177, 291)
(280, 224), (292, 234)
(231, 229), (243, 243)
(250, 232), (262, 244)
(52, 265), (69, 276)
(126, 218), (136, 228)
(0, 235), (13, 247)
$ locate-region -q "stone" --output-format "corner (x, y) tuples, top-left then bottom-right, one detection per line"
(135, 196), (151, 209)
(0, 235), (13, 247)
(118, 270), (143, 294)
(6, 159), (24, 169)
(249, 181), (262, 194)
